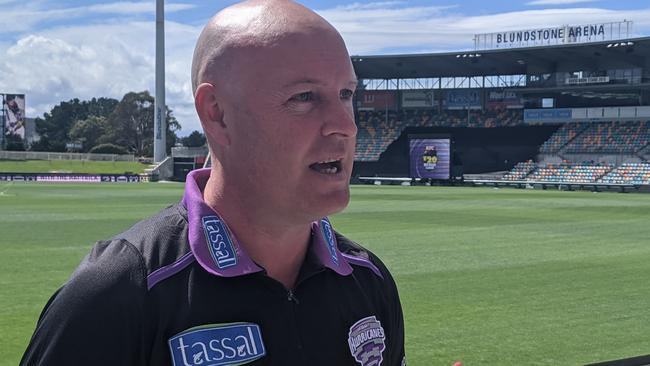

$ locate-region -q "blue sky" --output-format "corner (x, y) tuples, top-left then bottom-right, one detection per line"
(1, 0), (649, 135)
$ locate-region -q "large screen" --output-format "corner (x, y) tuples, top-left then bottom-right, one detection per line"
(409, 136), (451, 180)
(4, 94), (26, 138)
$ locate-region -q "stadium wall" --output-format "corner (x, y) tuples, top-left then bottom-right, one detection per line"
(353, 126), (558, 177)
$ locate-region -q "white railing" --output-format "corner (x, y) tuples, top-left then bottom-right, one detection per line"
(0, 150), (135, 162)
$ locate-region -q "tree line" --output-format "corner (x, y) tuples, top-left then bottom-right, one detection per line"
(9, 91), (206, 156)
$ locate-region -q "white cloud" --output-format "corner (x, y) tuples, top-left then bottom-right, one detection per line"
(318, 4), (650, 54)
(0, 20), (202, 133)
(527, 0), (597, 5)
(0, 1), (195, 34)
(86, 2), (196, 15)
(333, 1), (424, 11)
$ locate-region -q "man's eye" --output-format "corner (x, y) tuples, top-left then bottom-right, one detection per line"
(340, 89), (354, 99)
(291, 92), (313, 102)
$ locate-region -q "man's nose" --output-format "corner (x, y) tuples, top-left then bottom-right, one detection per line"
(321, 101), (357, 138)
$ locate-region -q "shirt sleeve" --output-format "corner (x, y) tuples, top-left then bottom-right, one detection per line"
(386, 268), (406, 366)
(20, 239), (149, 366)
(371, 253), (406, 366)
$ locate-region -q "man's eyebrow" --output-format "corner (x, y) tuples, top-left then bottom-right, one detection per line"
(283, 79), (323, 88)
(282, 79), (359, 88)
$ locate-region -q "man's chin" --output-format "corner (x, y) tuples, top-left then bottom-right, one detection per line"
(314, 187), (350, 218)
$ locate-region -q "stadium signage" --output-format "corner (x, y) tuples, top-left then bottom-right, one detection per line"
(564, 76), (610, 85)
(1, 94), (26, 141)
(524, 108), (572, 123)
(496, 25), (604, 46)
(0, 173), (141, 183)
(474, 21), (632, 50)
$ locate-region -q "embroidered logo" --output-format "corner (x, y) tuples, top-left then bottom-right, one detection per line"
(168, 323), (266, 366)
(202, 216), (237, 269)
(348, 316), (386, 366)
(320, 218), (339, 266)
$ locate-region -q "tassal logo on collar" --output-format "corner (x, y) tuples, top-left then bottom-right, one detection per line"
(348, 316), (386, 366)
(202, 216), (237, 269)
(320, 218), (339, 266)
(168, 323), (266, 366)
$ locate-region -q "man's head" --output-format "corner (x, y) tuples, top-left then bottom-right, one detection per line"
(192, 0), (357, 226)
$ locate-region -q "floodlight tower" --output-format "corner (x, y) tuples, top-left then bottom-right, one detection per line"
(153, 0), (166, 163)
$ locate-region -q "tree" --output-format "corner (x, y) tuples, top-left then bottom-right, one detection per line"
(88, 143), (129, 155)
(4, 133), (25, 151)
(29, 93), (179, 156)
(181, 130), (206, 147)
(68, 116), (108, 152)
(31, 97), (118, 152)
(104, 91), (180, 157)
(165, 109), (181, 154)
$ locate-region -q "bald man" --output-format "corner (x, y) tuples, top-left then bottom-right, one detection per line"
(21, 1), (405, 365)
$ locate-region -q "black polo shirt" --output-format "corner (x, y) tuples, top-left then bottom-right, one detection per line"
(21, 169), (406, 366)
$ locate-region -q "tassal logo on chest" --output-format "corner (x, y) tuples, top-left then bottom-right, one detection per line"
(168, 323), (265, 366)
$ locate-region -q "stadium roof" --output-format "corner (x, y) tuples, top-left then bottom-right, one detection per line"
(351, 36), (650, 79)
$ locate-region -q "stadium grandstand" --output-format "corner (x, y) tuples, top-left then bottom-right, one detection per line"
(350, 24), (650, 192)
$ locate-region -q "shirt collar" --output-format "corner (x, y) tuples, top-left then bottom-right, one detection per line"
(182, 168), (353, 278)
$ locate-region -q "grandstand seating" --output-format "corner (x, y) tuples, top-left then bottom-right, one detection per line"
(356, 112), (649, 162)
(525, 162), (569, 182)
(355, 111), (402, 161)
(502, 160), (650, 185)
(539, 121), (650, 155)
(565, 121), (650, 154)
(502, 160), (536, 180)
(539, 122), (589, 154)
(599, 162), (650, 185)
(562, 121), (650, 154)
(523, 161), (612, 183)
(355, 109), (523, 161)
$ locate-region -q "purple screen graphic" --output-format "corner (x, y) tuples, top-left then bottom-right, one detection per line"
(409, 138), (451, 179)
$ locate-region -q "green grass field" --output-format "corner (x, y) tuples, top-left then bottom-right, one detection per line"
(0, 159), (149, 174)
(1, 183), (649, 365)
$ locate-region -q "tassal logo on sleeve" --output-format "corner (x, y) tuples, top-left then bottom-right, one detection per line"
(202, 216), (237, 269)
(320, 218), (339, 266)
(168, 323), (266, 366)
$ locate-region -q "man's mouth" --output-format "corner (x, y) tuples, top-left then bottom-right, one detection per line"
(309, 158), (343, 175)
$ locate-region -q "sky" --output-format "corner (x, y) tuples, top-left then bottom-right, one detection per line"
(1, 0), (649, 136)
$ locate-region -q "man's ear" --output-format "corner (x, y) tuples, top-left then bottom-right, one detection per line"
(195, 83), (231, 146)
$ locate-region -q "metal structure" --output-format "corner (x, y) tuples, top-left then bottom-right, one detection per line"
(153, 0), (167, 163)
(0, 94), (5, 150)
(351, 36), (650, 81)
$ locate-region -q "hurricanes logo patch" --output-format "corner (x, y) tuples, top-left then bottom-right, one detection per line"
(320, 218), (339, 266)
(348, 316), (386, 366)
(202, 216), (237, 269)
(168, 323), (266, 366)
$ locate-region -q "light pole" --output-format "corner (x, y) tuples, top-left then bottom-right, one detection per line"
(153, 0), (167, 163)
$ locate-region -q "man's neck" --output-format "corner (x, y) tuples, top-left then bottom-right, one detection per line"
(203, 172), (310, 290)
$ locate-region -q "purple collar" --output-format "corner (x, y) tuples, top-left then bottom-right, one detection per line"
(182, 169), (353, 278)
